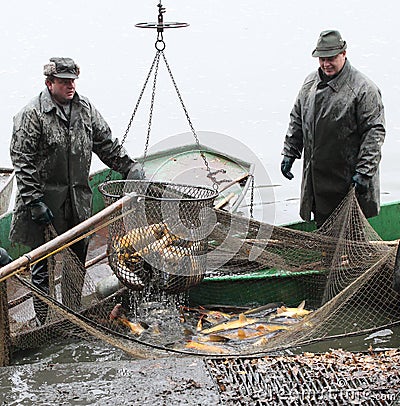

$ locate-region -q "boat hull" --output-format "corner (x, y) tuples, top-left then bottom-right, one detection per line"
(188, 201), (400, 307)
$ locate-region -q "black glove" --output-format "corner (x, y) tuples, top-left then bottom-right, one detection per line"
(0, 247), (12, 266)
(352, 173), (370, 194)
(281, 156), (295, 180)
(28, 200), (54, 225)
(124, 162), (145, 180)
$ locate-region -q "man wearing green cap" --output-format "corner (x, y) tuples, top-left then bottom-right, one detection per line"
(9, 57), (143, 324)
(281, 30), (385, 228)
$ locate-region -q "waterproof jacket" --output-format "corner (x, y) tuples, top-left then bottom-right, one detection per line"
(10, 88), (135, 247)
(283, 60), (385, 222)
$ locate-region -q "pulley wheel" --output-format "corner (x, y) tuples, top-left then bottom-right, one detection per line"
(135, 22), (189, 29)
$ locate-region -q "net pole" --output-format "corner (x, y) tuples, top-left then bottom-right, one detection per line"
(0, 192), (137, 283)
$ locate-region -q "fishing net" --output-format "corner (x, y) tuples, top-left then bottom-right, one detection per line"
(2, 186), (400, 360)
(98, 180), (217, 294)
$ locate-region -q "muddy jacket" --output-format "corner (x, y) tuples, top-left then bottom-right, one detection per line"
(10, 88), (135, 247)
(283, 60), (385, 222)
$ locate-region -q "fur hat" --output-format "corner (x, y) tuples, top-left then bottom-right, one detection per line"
(43, 57), (80, 79)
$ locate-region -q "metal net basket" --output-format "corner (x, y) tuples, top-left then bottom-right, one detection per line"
(98, 180), (218, 294)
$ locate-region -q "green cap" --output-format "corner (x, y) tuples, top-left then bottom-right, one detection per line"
(43, 57), (80, 79)
(312, 30), (347, 58)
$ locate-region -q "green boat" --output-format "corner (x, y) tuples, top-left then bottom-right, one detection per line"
(1, 143), (254, 260)
(188, 201), (400, 308)
(1, 143), (399, 309)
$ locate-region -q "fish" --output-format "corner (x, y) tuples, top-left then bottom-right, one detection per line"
(112, 223), (180, 267)
(268, 317), (301, 325)
(215, 324), (289, 341)
(198, 304), (250, 313)
(115, 222), (168, 251)
(119, 318), (148, 336)
(196, 316), (204, 332)
(197, 334), (230, 343)
(132, 234), (177, 258)
(185, 340), (229, 354)
(109, 304), (148, 336)
(255, 324), (289, 332)
(243, 302), (284, 316)
(181, 306), (232, 324)
(112, 222), (202, 293)
(200, 313), (258, 334)
(253, 337), (268, 347)
(183, 328), (195, 337)
(109, 303), (126, 321)
(202, 311), (232, 325)
(270, 300), (312, 319)
(157, 245), (205, 292)
(252, 331), (283, 346)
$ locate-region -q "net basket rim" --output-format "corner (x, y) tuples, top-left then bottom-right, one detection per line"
(98, 179), (219, 203)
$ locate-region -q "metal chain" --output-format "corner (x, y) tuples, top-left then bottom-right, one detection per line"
(250, 175), (254, 218)
(142, 51), (161, 165)
(106, 0), (218, 192)
(160, 51), (219, 192)
(105, 51), (161, 182)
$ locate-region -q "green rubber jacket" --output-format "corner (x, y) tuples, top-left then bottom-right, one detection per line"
(10, 88), (135, 247)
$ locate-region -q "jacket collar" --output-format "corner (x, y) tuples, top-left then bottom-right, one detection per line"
(41, 87), (81, 115)
(317, 59), (351, 92)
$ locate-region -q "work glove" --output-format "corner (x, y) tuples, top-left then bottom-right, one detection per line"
(124, 162), (145, 180)
(0, 247), (12, 266)
(352, 173), (370, 194)
(28, 200), (54, 225)
(281, 156), (295, 180)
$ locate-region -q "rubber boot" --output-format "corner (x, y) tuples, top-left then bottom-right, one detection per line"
(31, 259), (49, 325)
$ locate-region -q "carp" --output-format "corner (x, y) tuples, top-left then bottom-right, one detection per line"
(185, 340), (229, 354)
(270, 300), (312, 319)
(115, 222), (168, 251)
(200, 313), (258, 334)
(109, 304), (148, 336)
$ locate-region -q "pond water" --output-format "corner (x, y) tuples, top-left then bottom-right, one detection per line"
(1, 0), (400, 367)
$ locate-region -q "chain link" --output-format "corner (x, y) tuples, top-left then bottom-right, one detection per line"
(250, 175), (254, 218)
(142, 51), (161, 165)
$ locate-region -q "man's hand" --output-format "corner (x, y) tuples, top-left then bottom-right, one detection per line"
(28, 200), (54, 225)
(281, 156), (295, 180)
(352, 173), (370, 194)
(124, 162), (145, 180)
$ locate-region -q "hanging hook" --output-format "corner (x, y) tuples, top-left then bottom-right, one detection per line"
(135, 2), (189, 33)
(157, 1), (166, 30)
(155, 1), (166, 50)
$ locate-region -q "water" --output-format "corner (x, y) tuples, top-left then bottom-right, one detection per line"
(1, 0), (400, 367)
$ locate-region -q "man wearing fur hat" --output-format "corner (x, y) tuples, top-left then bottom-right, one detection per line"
(9, 57), (143, 324)
(281, 30), (385, 228)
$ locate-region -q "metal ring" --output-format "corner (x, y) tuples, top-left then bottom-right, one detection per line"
(24, 254), (32, 263)
(155, 40), (166, 51)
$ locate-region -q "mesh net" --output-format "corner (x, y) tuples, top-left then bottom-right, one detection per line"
(3, 184), (400, 359)
(98, 180), (217, 294)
